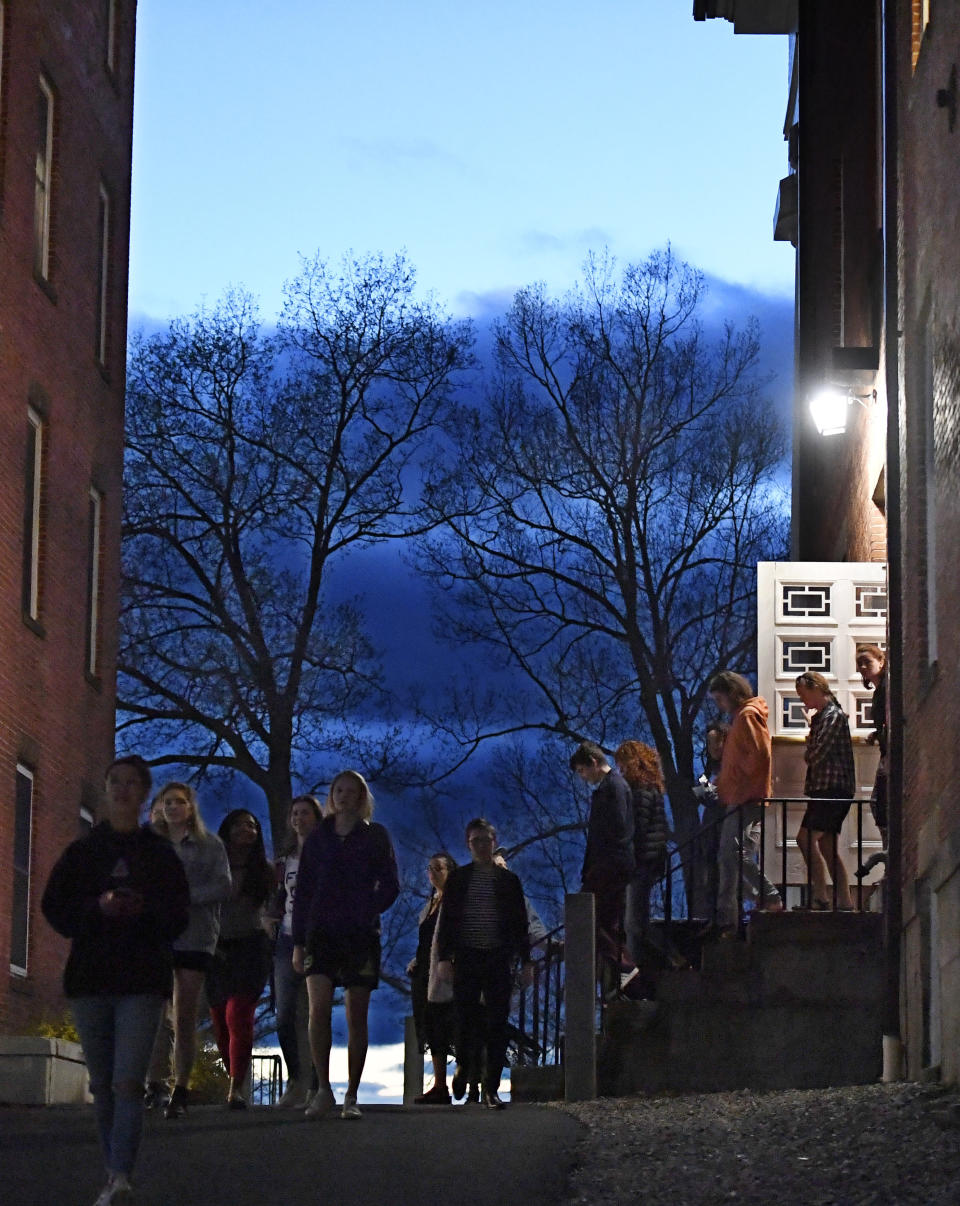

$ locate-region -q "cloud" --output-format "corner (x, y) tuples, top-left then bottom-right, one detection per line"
(336, 135), (465, 171)
(517, 226), (615, 257)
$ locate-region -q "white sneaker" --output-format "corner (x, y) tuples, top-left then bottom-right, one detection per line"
(304, 1086), (336, 1119)
(276, 1078), (308, 1107)
(92, 1179), (114, 1206)
(109, 1173), (134, 1205)
(341, 1093), (362, 1120)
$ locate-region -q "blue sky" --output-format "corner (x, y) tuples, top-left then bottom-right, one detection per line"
(127, 4), (798, 1082)
(129, 0), (795, 324)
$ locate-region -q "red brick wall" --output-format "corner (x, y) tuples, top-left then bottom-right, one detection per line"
(896, 0), (960, 884)
(896, 0), (960, 1080)
(0, 2), (137, 1032)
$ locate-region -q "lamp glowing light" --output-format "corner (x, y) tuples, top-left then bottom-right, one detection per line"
(809, 388), (851, 436)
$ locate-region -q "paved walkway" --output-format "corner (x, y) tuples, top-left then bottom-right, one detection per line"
(1, 1101), (583, 1206)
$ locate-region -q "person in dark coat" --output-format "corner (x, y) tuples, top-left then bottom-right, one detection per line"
(208, 809), (274, 1109)
(435, 818), (532, 1109)
(42, 754), (190, 1206)
(570, 740), (639, 994)
(407, 851), (458, 1104)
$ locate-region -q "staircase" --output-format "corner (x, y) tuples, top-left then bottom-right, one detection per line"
(598, 911), (884, 1095)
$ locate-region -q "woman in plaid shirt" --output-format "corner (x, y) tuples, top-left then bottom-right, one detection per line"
(795, 672), (856, 909)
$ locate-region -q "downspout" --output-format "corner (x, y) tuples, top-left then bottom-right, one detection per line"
(881, 0), (904, 1082)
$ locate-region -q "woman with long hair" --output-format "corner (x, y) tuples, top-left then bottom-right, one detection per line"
(268, 794), (323, 1107)
(208, 809), (274, 1108)
(150, 782), (232, 1119)
(292, 770), (399, 1120)
(615, 740), (668, 989)
(42, 755), (190, 1206)
(408, 851), (458, 1104)
(795, 671), (857, 909)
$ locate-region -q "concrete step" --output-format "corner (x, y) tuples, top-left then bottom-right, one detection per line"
(748, 909), (883, 947)
(601, 910), (885, 1094)
(509, 1064), (565, 1102)
(598, 995), (883, 1095)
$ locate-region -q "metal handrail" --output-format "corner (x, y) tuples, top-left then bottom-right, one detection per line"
(654, 795), (880, 940)
(513, 924), (565, 1067)
(250, 1052), (283, 1105)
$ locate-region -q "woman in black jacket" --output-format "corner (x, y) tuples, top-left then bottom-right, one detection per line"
(42, 755), (190, 1206)
(207, 809), (274, 1109)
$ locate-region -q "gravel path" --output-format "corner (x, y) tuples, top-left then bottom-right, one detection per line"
(556, 1083), (960, 1205)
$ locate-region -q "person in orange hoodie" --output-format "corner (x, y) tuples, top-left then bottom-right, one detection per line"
(709, 671), (783, 932)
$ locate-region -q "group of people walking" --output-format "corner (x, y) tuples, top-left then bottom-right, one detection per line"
(40, 758), (400, 1206)
(41, 650), (888, 1206)
(705, 652), (888, 930)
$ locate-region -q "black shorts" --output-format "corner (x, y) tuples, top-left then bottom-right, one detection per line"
(172, 949), (212, 972)
(303, 928), (380, 989)
(799, 793), (852, 835)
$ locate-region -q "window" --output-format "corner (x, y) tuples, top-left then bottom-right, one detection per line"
(0, 4), (6, 174)
(23, 408), (43, 621)
(912, 1), (932, 71)
(95, 184), (110, 365)
(34, 75), (54, 280)
(923, 330), (937, 664)
(86, 488), (103, 677)
(106, 0), (118, 75)
(11, 765), (34, 975)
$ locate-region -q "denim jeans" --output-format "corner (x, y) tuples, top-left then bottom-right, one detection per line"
(273, 932), (312, 1084)
(716, 805), (781, 927)
(71, 994), (166, 1178)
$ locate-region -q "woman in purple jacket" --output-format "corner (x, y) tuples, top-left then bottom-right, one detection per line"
(292, 770), (399, 1121)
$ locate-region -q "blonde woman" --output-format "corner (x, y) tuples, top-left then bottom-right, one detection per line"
(795, 672), (856, 909)
(152, 782), (232, 1118)
(292, 771), (399, 1120)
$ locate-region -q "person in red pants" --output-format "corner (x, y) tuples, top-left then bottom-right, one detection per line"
(208, 809), (273, 1108)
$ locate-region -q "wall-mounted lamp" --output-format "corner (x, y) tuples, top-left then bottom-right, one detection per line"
(809, 388), (877, 436)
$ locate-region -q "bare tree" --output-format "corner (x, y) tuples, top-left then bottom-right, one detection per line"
(417, 248), (787, 860)
(119, 253), (474, 843)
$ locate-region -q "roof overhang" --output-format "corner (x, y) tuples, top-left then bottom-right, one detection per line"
(693, 0), (797, 34)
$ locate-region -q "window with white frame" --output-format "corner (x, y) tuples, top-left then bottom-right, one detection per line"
(23, 408), (43, 620)
(11, 765), (34, 975)
(34, 75), (55, 280)
(86, 488), (103, 676)
(96, 184), (110, 364)
(923, 327), (937, 665)
(106, 0), (118, 73)
(0, 3), (6, 166)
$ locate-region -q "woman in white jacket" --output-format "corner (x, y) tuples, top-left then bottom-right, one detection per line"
(151, 782), (232, 1118)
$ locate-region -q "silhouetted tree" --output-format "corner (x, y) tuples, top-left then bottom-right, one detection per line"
(418, 248), (787, 865)
(119, 252), (474, 843)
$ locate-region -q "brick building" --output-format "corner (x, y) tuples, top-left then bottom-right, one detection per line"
(694, 0), (960, 1084)
(0, 1), (137, 1031)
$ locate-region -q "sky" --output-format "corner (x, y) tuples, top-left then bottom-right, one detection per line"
(129, 0), (795, 325)
(127, 2), (798, 1092)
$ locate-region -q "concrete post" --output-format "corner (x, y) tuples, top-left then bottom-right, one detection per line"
(564, 891), (597, 1102)
(402, 1015), (424, 1105)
